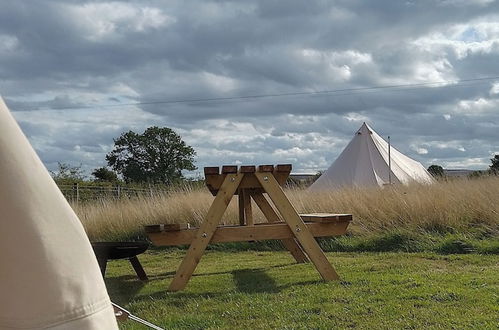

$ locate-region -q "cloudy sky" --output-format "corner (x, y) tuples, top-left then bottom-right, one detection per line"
(1, 0), (499, 177)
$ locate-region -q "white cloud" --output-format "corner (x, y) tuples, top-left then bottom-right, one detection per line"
(454, 97), (498, 114)
(298, 49), (373, 82)
(12, 106), (160, 172)
(413, 20), (499, 60)
(344, 112), (369, 122)
(202, 72), (238, 92)
(273, 147), (314, 159)
(490, 82), (499, 95)
(109, 83), (140, 98)
(440, 0), (496, 7)
(0, 34), (18, 52)
(412, 58), (456, 82)
(441, 157), (489, 169)
(416, 147), (429, 154)
(67, 2), (175, 41)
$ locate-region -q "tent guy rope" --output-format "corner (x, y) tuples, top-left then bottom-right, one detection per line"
(112, 303), (164, 330)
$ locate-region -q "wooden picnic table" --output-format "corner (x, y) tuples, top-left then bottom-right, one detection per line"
(146, 164), (352, 291)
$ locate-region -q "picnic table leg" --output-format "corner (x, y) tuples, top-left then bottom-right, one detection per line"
(238, 190), (245, 225)
(255, 172), (339, 281)
(242, 189), (254, 226)
(129, 256), (148, 281)
(168, 173), (244, 292)
(251, 192), (309, 263)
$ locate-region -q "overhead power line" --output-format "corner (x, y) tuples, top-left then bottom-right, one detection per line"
(11, 76), (499, 111)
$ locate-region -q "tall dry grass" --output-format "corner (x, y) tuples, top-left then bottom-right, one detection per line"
(76, 176), (499, 241)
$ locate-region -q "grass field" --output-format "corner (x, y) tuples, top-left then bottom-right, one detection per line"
(78, 176), (499, 254)
(107, 250), (498, 329)
(89, 177), (499, 328)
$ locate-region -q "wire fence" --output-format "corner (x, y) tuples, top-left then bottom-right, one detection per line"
(58, 176), (313, 204)
(58, 183), (171, 203)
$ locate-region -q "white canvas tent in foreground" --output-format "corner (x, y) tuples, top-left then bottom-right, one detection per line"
(0, 97), (118, 329)
(310, 123), (434, 191)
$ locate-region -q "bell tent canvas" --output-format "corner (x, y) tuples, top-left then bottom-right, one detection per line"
(310, 123), (434, 191)
(0, 97), (118, 329)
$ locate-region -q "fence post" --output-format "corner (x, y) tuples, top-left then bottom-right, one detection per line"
(149, 184), (153, 198)
(117, 185), (121, 199)
(73, 182), (79, 205)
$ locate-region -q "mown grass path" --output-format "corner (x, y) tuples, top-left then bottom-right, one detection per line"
(106, 251), (498, 329)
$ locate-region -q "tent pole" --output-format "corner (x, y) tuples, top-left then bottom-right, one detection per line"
(388, 136), (392, 185)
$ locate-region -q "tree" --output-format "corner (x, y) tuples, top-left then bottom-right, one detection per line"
(92, 167), (119, 182)
(468, 170), (484, 179)
(490, 154), (499, 175)
(106, 126), (196, 184)
(312, 171), (322, 183)
(427, 165), (444, 177)
(50, 162), (85, 182)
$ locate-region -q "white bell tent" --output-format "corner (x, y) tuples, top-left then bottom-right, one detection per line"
(310, 122), (434, 191)
(0, 97), (118, 329)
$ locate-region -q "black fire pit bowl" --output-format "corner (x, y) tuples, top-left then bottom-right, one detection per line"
(91, 241), (149, 281)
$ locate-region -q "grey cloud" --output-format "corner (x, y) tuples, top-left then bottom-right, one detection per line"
(1, 0), (499, 173)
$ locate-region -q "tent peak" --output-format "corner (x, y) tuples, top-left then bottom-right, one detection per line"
(356, 122), (372, 135)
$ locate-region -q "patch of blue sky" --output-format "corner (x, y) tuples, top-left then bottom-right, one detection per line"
(457, 27), (486, 42)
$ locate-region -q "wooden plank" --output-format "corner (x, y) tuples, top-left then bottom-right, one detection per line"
(205, 172), (264, 196)
(205, 173), (225, 196)
(242, 189), (253, 226)
(300, 213), (353, 223)
(238, 173), (263, 190)
(148, 222), (349, 246)
(240, 165), (256, 173)
(238, 191), (245, 226)
(274, 172), (290, 185)
(258, 165), (274, 172)
(207, 171), (286, 195)
(275, 164), (292, 172)
(144, 224), (190, 233)
(250, 193), (282, 223)
(204, 167), (219, 175)
(144, 224), (162, 233)
(168, 172), (244, 292)
(251, 193), (309, 263)
(221, 165), (238, 174)
(254, 172), (340, 281)
(274, 164), (292, 185)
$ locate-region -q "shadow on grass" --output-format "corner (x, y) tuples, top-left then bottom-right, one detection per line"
(107, 261), (323, 306)
(232, 268), (280, 293)
(105, 275), (147, 305)
(127, 277), (322, 309)
(145, 261), (297, 281)
(126, 275), (322, 309)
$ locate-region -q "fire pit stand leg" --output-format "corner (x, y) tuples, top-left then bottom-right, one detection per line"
(129, 256), (148, 281)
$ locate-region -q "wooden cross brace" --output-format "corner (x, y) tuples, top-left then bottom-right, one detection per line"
(152, 164), (347, 292)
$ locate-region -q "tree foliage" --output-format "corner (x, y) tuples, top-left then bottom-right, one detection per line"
(490, 155), (499, 175)
(92, 167), (119, 182)
(50, 162), (85, 182)
(468, 170), (484, 179)
(427, 165), (444, 177)
(106, 126), (196, 184)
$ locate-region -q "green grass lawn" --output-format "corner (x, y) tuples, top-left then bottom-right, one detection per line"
(106, 250), (498, 329)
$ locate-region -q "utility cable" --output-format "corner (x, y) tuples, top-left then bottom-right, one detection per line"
(10, 75), (499, 111)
